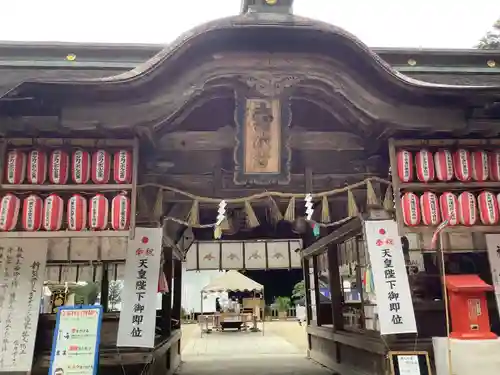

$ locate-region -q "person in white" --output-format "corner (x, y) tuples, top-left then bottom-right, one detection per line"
(296, 303), (306, 326)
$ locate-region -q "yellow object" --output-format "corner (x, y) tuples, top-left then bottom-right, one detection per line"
(66, 54), (76, 61)
(265, 0), (278, 4)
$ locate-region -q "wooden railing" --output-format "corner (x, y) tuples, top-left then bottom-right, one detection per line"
(268, 307), (297, 320)
(181, 306), (299, 322)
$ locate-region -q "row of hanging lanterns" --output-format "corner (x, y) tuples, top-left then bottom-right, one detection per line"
(402, 191), (499, 227)
(396, 148), (500, 182)
(4, 149), (133, 184)
(0, 193), (130, 232)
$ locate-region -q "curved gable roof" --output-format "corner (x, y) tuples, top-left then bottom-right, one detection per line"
(3, 12), (500, 104)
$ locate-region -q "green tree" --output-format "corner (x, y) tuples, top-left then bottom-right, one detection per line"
(273, 296), (291, 312)
(108, 280), (123, 310)
(292, 279), (305, 300)
(477, 19), (500, 49)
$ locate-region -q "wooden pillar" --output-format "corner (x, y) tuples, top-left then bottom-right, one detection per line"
(161, 247), (173, 337)
(303, 166), (314, 325)
(327, 238), (343, 364)
(327, 242), (344, 331)
(171, 259), (183, 329)
(302, 257), (312, 325)
(312, 256), (322, 324)
(0, 138), (6, 186)
(100, 262), (110, 312)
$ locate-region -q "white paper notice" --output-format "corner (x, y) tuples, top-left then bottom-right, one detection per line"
(0, 239), (48, 372)
(117, 227), (162, 348)
(364, 220), (417, 335)
(49, 306), (103, 375)
(397, 355), (421, 375)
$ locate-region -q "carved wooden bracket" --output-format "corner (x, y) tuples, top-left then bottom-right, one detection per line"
(243, 74), (303, 97)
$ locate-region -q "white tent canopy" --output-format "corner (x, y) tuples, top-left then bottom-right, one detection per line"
(201, 270), (263, 294)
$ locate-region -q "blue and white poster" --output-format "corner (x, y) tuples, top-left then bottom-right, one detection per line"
(48, 305), (103, 375)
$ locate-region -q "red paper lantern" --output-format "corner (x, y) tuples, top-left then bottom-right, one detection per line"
(43, 194), (64, 231)
(478, 191), (499, 225)
(0, 194), (20, 231)
(489, 151), (500, 181)
(396, 150), (413, 182)
(420, 192), (440, 225)
(5, 150), (26, 184)
(21, 194), (43, 231)
(113, 150), (133, 184)
(471, 150), (489, 182)
(457, 192), (477, 226)
(453, 149), (472, 182)
(67, 194), (87, 231)
(48, 150), (69, 184)
(26, 150), (47, 184)
(439, 192), (459, 226)
(72, 150), (91, 184)
(91, 150), (111, 184)
(415, 149), (435, 182)
(401, 192), (420, 226)
(89, 194), (109, 230)
(111, 194), (130, 230)
(434, 149), (454, 181)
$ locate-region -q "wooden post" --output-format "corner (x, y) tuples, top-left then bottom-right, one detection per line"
(388, 138), (404, 234)
(354, 238), (366, 328)
(161, 247), (173, 337)
(0, 138), (6, 186)
(327, 242), (343, 331)
(129, 137), (140, 239)
(327, 241), (343, 364)
(312, 256), (322, 324)
(100, 263), (110, 312)
(171, 259), (183, 328)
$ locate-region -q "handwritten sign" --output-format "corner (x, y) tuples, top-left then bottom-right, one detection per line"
(388, 351), (432, 375)
(0, 238), (48, 372)
(117, 227), (162, 347)
(364, 220), (417, 335)
(49, 306), (103, 375)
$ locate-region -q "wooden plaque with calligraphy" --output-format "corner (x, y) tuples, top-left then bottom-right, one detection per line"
(234, 96), (291, 185)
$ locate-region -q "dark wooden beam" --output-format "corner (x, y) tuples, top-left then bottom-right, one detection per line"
(327, 242), (344, 331)
(161, 246), (173, 336)
(159, 127), (365, 151)
(162, 203), (191, 260)
(171, 259), (183, 329)
(149, 149), (372, 175)
(302, 217), (362, 258)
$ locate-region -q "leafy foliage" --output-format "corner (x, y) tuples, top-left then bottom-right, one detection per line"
(108, 280), (123, 310)
(291, 279), (305, 300)
(273, 296), (291, 312)
(477, 19), (500, 49)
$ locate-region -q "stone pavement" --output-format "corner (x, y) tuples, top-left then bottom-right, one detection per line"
(177, 323), (332, 375)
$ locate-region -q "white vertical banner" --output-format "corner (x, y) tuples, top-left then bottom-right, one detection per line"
(364, 220), (417, 335)
(117, 228), (162, 348)
(484, 234), (500, 315)
(0, 239), (48, 372)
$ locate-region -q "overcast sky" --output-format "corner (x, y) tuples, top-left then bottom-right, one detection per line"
(0, 0), (498, 48)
